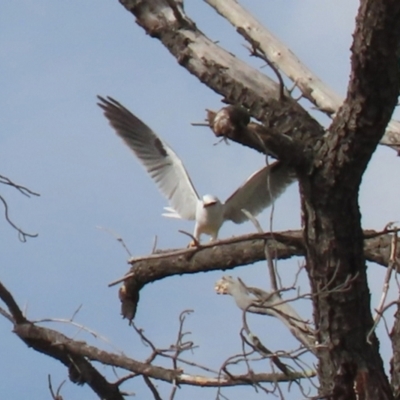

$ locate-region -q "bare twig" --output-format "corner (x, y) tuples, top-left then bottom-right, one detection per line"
(96, 226), (132, 257)
(0, 175), (40, 241)
(132, 319), (214, 376)
(151, 235), (158, 254)
(367, 231), (399, 343)
(241, 306), (291, 376)
(191, 122), (209, 127)
(0, 281), (26, 324)
(242, 39), (286, 101)
(241, 208), (279, 292)
(0, 175), (40, 197)
(0, 306), (14, 323)
(0, 195), (38, 242)
(114, 373), (137, 388)
(48, 375), (65, 400)
(143, 375), (162, 400)
(172, 310), (195, 370)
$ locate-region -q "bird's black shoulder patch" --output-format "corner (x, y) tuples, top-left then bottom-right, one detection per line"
(154, 138), (168, 157)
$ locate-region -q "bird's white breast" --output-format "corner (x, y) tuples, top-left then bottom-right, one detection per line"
(195, 197), (224, 238)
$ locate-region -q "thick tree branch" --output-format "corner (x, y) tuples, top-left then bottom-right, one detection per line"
(204, 0), (400, 153)
(390, 304), (400, 398)
(325, 1), (400, 182)
(115, 229), (399, 320)
(205, 0), (342, 115)
(298, 1), (400, 397)
(13, 323), (180, 383)
(17, 320), (314, 386)
(118, 0), (324, 167)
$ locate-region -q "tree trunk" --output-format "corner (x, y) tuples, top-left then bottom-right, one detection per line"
(300, 2), (400, 396)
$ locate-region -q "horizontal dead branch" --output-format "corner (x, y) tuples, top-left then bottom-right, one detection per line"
(16, 323), (312, 385)
(14, 323), (179, 381)
(15, 321), (314, 386)
(177, 370), (315, 387)
(116, 229), (397, 320)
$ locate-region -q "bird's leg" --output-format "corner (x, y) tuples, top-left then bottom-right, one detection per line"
(209, 232), (219, 243)
(188, 226), (201, 248)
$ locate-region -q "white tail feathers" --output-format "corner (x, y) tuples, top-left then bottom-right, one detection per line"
(162, 207), (182, 219)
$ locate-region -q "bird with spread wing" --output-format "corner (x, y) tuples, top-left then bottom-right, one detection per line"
(97, 96), (295, 243)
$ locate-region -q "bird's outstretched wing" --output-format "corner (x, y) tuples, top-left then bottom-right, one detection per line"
(223, 161), (295, 224)
(97, 96), (199, 220)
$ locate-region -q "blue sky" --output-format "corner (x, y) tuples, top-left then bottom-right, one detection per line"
(1, 1), (399, 399)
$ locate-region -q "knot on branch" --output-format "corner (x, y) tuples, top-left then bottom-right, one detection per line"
(207, 106), (250, 137)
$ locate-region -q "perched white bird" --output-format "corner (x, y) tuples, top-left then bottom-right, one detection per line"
(97, 96), (294, 243)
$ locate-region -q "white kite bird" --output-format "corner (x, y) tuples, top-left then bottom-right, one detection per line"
(97, 96), (294, 243)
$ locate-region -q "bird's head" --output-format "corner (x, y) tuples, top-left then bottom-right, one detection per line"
(202, 194), (221, 208)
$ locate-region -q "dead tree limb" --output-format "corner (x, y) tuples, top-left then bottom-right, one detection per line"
(116, 229), (399, 320)
(118, 0), (324, 167)
(0, 280), (313, 391)
(204, 0), (400, 152)
(0, 281), (124, 400)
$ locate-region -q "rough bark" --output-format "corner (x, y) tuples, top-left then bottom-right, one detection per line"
(300, 1), (400, 398)
(391, 305), (400, 399)
(119, 0), (323, 169)
(205, 0), (400, 153)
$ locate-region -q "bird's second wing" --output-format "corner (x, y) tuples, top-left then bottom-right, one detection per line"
(97, 96), (199, 220)
(223, 161), (295, 224)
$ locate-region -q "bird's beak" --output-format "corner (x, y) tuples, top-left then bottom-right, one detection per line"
(204, 201), (217, 208)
